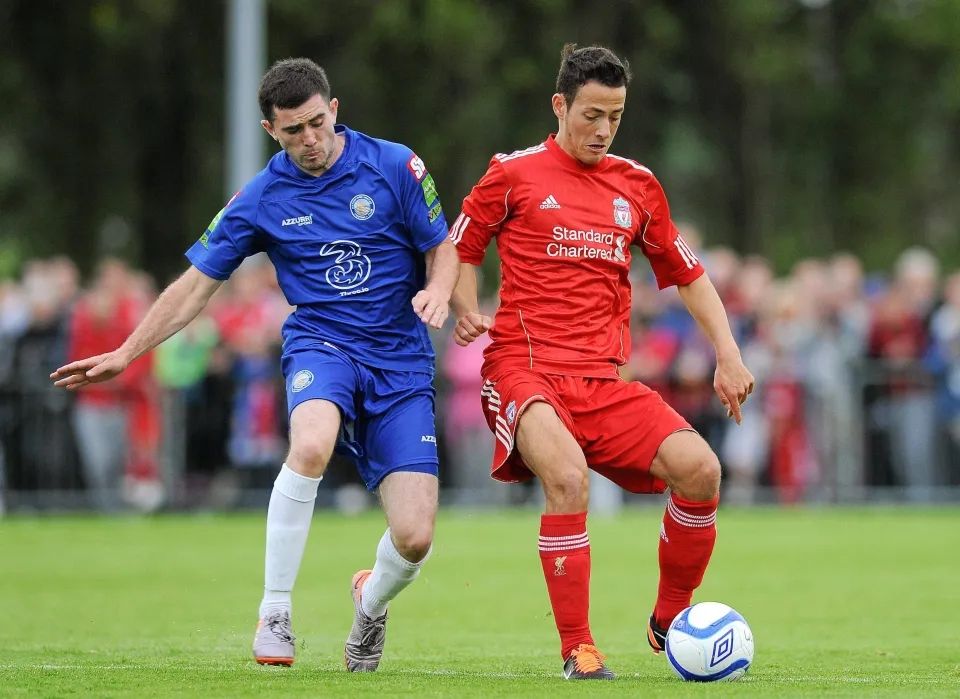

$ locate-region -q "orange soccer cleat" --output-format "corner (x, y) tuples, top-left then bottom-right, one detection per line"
(562, 643), (616, 680)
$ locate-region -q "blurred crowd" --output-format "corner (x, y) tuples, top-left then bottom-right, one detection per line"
(2, 237), (959, 513)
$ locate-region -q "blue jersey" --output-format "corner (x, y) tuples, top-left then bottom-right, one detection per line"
(186, 125), (448, 371)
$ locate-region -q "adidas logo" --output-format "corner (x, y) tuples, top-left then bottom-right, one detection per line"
(539, 194), (561, 209)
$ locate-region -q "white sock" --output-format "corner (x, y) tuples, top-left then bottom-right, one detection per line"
(259, 463), (322, 618)
(360, 529), (430, 619)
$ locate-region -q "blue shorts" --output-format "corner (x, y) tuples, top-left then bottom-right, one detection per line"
(282, 345), (439, 490)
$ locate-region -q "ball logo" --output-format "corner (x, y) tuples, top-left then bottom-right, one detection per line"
(291, 370), (314, 393)
(709, 627), (735, 667)
(319, 240), (372, 291)
(350, 193), (375, 221)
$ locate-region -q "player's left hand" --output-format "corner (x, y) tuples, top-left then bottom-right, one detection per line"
(714, 356), (755, 425)
(412, 289), (449, 329)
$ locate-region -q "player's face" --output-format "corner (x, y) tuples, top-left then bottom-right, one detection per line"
(552, 81), (626, 166)
(261, 93), (342, 175)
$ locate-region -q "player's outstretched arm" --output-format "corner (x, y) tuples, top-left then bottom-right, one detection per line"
(450, 262), (491, 347)
(676, 273), (755, 424)
(50, 266), (223, 390)
(412, 239), (459, 329)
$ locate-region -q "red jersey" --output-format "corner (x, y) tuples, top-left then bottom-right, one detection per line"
(452, 135), (704, 378)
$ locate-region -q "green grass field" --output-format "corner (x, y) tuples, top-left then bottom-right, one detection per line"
(2, 507), (958, 697)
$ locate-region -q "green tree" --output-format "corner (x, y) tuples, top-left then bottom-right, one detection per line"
(1, 0), (958, 283)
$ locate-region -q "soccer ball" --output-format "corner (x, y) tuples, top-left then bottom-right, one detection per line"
(664, 602), (754, 682)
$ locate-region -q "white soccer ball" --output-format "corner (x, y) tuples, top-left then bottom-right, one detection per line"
(664, 602), (754, 682)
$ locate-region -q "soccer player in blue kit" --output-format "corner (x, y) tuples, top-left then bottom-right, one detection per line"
(51, 58), (459, 671)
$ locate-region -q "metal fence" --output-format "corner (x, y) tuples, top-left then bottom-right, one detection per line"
(1, 360), (957, 514)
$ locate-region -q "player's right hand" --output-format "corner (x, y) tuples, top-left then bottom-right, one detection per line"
(453, 312), (491, 346)
(714, 355), (755, 425)
(49, 351), (129, 390)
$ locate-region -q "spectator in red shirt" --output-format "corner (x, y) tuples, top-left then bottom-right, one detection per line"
(68, 258), (153, 511)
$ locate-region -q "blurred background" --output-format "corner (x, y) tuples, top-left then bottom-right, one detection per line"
(2, 0), (959, 514)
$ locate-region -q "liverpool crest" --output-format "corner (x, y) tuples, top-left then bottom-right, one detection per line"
(613, 196), (632, 229)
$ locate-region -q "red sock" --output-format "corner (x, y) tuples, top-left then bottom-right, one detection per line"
(654, 493), (719, 629)
(538, 512), (593, 659)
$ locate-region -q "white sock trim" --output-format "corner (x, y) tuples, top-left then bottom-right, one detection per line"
(274, 463), (322, 502)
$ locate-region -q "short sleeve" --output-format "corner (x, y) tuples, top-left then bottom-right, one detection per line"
(635, 176), (704, 289)
(449, 156), (511, 265)
(397, 151), (449, 253)
(185, 188), (263, 280)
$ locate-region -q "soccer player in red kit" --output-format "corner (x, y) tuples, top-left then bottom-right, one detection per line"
(449, 44), (755, 680)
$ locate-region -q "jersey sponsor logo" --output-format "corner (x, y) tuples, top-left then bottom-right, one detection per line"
(421, 174), (438, 206)
(539, 194), (561, 209)
(546, 225), (629, 264)
(407, 154), (427, 181)
(420, 435), (437, 444)
(281, 214), (313, 227)
(613, 196), (632, 229)
(552, 226), (615, 245)
(207, 207), (227, 231)
(319, 240), (372, 293)
(614, 234), (627, 263)
(201, 202), (232, 247)
(427, 201), (443, 224)
(349, 193), (376, 221)
(291, 369), (314, 393)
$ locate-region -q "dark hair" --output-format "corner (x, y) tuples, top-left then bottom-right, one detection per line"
(555, 43), (631, 106)
(258, 58), (332, 121)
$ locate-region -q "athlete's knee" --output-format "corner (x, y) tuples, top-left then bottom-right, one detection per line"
(391, 523), (434, 563)
(540, 464), (590, 511)
(672, 454), (721, 502)
(285, 435), (334, 478)
(652, 432), (721, 502)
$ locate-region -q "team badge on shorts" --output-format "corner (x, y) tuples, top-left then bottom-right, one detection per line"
(291, 369), (314, 393)
(613, 196), (632, 229)
(506, 400), (517, 425)
(350, 193), (375, 221)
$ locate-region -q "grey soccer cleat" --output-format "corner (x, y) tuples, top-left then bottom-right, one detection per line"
(253, 609), (295, 666)
(344, 569), (388, 672)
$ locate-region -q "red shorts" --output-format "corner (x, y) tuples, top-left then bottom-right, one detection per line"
(480, 368), (692, 494)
